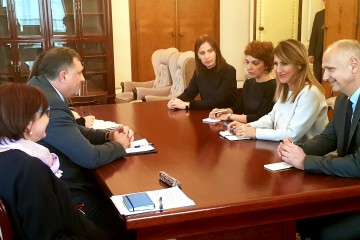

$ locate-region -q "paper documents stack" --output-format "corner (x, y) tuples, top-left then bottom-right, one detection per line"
(110, 186), (195, 216)
(91, 119), (121, 130)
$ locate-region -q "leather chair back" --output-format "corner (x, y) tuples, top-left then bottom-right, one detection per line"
(153, 48), (179, 88)
(169, 51), (195, 97)
(0, 199), (12, 240)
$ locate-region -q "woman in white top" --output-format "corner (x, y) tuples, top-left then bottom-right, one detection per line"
(228, 39), (328, 143)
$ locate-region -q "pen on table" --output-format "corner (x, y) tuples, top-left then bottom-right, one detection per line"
(134, 143), (154, 148)
(223, 122), (234, 132)
(83, 111), (88, 116)
(159, 196), (163, 211)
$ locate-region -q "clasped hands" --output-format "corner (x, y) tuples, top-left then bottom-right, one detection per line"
(277, 137), (306, 170)
(109, 125), (134, 148)
(167, 98), (186, 110)
(226, 121), (256, 139)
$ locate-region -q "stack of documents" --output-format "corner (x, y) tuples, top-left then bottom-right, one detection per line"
(126, 139), (156, 155)
(219, 130), (249, 141)
(111, 186), (195, 216)
(91, 119), (121, 130)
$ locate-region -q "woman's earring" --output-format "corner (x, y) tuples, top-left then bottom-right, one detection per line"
(265, 69), (269, 74)
(297, 65), (302, 70)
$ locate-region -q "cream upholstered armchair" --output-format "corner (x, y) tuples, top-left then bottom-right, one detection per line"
(139, 51), (195, 102)
(116, 48), (179, 102)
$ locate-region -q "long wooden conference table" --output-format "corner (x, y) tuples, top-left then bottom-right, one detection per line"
(76, 101), (360, 240)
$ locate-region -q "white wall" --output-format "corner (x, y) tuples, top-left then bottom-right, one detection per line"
(111, 1), (132, 91)
(220, 1), (250, 82)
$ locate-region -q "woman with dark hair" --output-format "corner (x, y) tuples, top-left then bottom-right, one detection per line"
(228, 39), (328, 143)
(167, 34), (238, 110)
(209, 40), (276, 123)
(0, 83), (111, 239)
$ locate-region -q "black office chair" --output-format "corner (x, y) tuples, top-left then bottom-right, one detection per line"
(0, 198), (13, 240)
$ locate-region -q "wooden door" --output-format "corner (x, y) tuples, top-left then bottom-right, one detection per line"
(254, 0), (300, 44)
(323, 0), (360, 98)
(177, 0), (219, 51)
(129, 0), (219, 82)
(324, 0), (359, 49)
(129, 0), (176, 82)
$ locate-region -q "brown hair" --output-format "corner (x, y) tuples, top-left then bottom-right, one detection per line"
(194, 34), (227, 75)
(244, 40), (274, 72)
(273, 39), (324, 103)
(0, 83), (48, 141)
(28, 47), (81, 81)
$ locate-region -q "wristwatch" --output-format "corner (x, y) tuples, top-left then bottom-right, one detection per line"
(185, 102), (190, 110)
(227, 113), (232, 121)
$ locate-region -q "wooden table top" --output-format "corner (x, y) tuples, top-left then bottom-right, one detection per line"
(76, 101), (360, 232)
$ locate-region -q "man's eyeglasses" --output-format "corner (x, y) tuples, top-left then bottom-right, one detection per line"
(37, 107), (51, 118)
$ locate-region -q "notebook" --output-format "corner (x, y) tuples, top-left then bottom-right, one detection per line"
(123, 192), (155, 212)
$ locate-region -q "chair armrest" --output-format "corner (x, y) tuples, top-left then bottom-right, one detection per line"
(121, 80), (155, 92)
(143, 95), (172, 102)
(134, 86), (171, 100)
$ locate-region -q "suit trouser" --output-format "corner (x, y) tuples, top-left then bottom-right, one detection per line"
(297, 211), (360, 240)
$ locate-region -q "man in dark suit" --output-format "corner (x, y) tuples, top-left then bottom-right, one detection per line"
(308, 8), (325, 83)
(278, 39), (360, 239)
(28, 47), (134, 239)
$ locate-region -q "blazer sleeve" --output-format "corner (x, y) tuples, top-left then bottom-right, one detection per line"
(308, 10), (322, 56)
(43, 107), (126, 169)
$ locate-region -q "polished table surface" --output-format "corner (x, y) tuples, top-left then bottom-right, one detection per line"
(76, 101), (360, 240)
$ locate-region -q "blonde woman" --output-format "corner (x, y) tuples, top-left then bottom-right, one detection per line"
(228, 39), (328, 143)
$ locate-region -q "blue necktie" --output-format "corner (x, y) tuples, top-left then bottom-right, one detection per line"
(343, 98), (353, 155)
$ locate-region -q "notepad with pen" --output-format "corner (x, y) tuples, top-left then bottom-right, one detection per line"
(122, 192), (155, 212)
